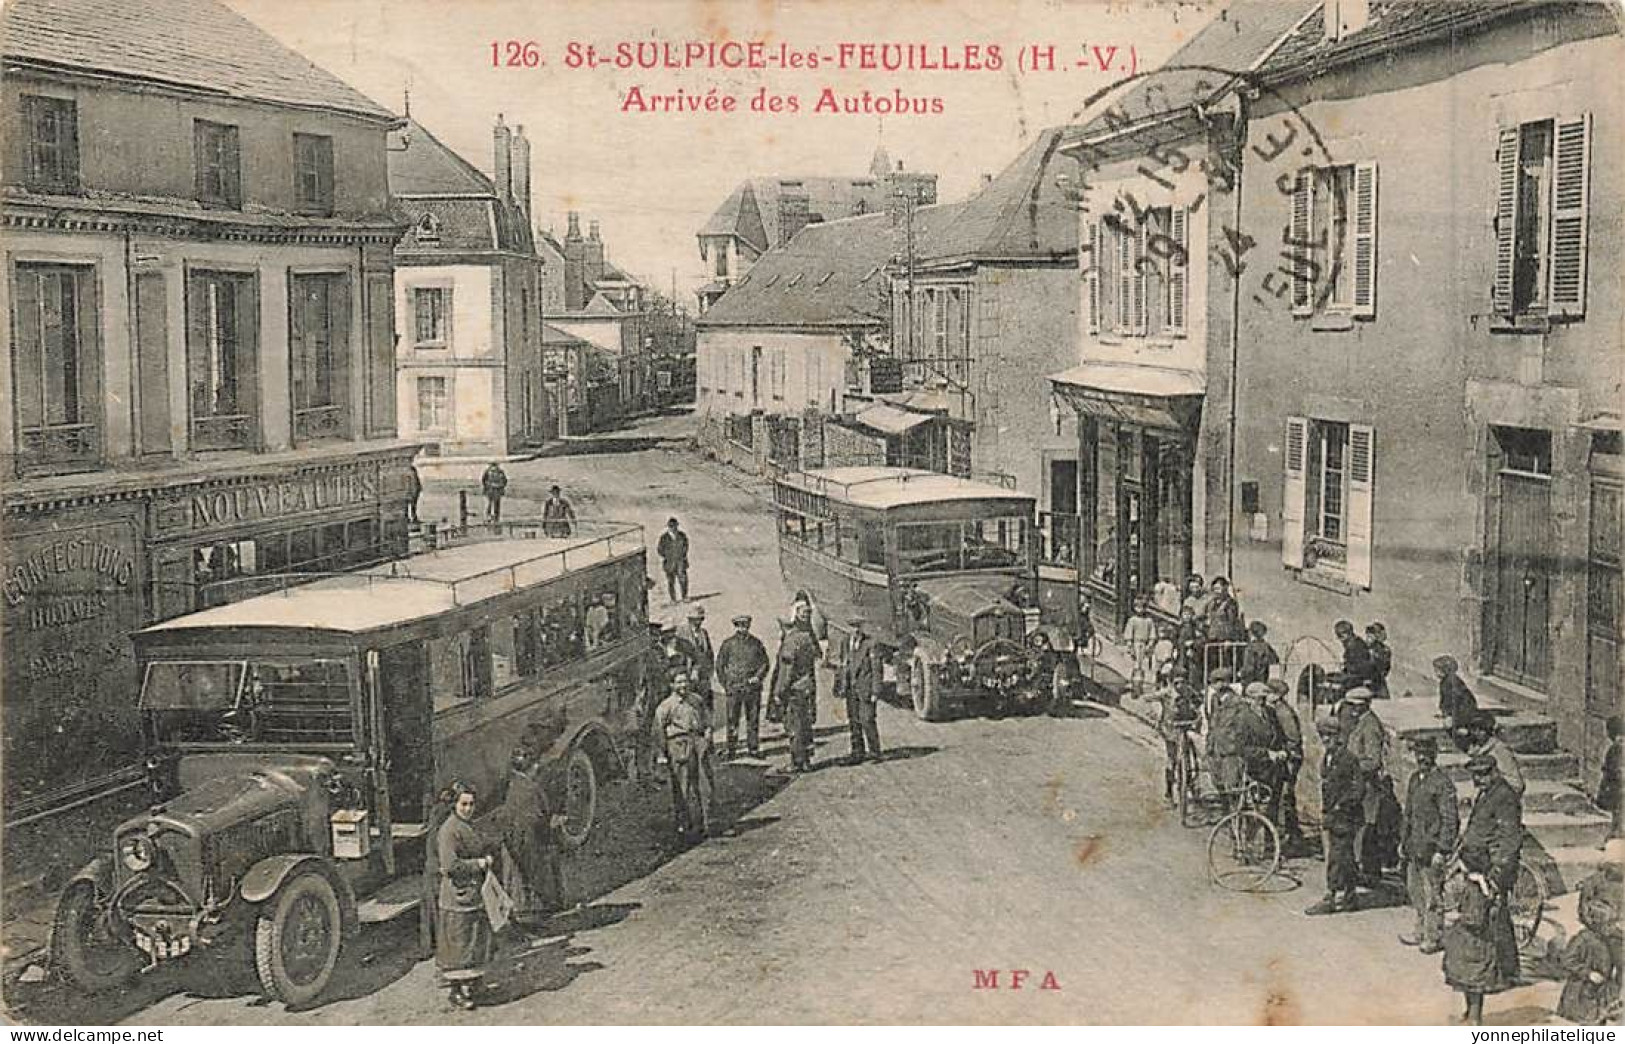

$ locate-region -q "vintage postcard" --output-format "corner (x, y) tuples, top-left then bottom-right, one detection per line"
(0, 0), (1621, 1029)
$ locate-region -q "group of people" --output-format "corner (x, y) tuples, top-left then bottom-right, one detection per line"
(637, 589), (884, 846)
(476, 463), (579, 537)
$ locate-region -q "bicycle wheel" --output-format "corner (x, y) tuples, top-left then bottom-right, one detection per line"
(1207, 810), (1282, 892)
(1509, 858), (1547, 949)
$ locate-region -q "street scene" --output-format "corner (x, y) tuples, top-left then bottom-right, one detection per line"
(1, 0), (1622, 1029)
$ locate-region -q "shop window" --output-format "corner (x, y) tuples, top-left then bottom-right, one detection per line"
(22, 95), (78, 193)
(291, 273), (351, 443)
(194, 539), (259, 608)
(1092, 425), (1119, 586)
(11, 263), (100, 473)
(1282, 416), (1375, 588)
(293, 133), (334, 216)
(194, 119), (241, 208)
(345, 518), (378, 568)
(187, 271), (258, 451)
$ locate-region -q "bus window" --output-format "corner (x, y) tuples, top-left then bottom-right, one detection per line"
(464, 626), (493, 700)
(858, 522), (886, 568)
(780, 511), (805, 543)
(514, 610), (541, 677)
(246, 661), (354, 744)
(896, 521), (965, 574)
(539, 596), (583, 668)
(491, 616), (519, 690)
(430, 635), (468, 712)
(584, 588), (619, 651)
(963, 517), (1027, 569)
(837, 515), (860, 565)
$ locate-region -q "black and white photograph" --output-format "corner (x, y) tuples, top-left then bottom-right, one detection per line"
(0, 0), (1621, 1028)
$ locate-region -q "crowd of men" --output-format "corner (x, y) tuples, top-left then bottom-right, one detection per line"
(641, 586), (883, 846)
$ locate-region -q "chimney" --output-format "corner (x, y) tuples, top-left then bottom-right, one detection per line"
(563, 211), (586, 310)
(588, 220), (600, 242)
(582, 218), (605, 289)
(981, 173), (993, 188)
(492, 114), (513, 201)
(511, 124), (531, 216)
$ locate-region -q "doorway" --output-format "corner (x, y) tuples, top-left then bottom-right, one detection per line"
(377, 641), (434, 822)
(1487, 427), (1554, 690)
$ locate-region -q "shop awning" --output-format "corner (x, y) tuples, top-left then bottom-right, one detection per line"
(1048, 363), (1204, 432)
(854, 402), (935, 435)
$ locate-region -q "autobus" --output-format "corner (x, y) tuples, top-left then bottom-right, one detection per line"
(773, 466), (1059, 720)
(51, 522), (651, 1006)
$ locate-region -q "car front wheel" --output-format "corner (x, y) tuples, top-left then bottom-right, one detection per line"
(253, 870), (342, 1007)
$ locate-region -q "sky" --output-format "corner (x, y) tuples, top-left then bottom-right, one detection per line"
(225, 0), (1220, 301)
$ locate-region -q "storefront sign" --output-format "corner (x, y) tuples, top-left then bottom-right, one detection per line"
(2, 518), (145, 809)
(189, 468), (378, 529)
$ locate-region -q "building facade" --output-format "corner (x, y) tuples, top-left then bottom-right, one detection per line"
(390, 115), (549, 455)
(0, 0), (415, 823)
(1230, 0), (1622, 776)
(545, 212), (652, 422)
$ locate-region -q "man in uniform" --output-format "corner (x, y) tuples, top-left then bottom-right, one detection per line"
(834, 615), (882, 764)
(716, 614), (769, 759)
(676, 605), (717, 716)
(1400, 736), (1457, 953)
(773, 602), (822, 773)
(1307, 716), (1364, 915)
(655, 671), (712, 844)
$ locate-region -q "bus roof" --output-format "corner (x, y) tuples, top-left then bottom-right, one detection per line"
(777, 467), (1034, 510)
(141, 525), (644, 637)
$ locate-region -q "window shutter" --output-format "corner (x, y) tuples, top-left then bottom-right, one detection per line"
(1282, 415), (1308, 568)
(1547, 113), (1591, 318)
(1352, 163), (1378, 317)
(1117, 224), (1133, 333)
(1291, 172), (1313, 315)
(1492, 126), (1519, 316)
(1133, 224), (1148, 335)
(1346, 423), (1375, 588)
(193, 121), (210, 201)
(1086, 221), (1101, 335)
(1168, 206), (1188, 336)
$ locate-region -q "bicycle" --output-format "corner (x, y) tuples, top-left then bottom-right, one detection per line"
(1172, 722), (1202, 827)
(1440, 849), (1550, 952)
(1207, 775), (1283, 892)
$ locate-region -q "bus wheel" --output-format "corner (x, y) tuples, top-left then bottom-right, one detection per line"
(559, 746), (599, 849)
(50, 881), (139, 993)
(253, 870), (342, 1007)
(910, 651), (945, 722)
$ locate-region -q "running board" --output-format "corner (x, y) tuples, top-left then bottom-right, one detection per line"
(356, 876), (422, 924)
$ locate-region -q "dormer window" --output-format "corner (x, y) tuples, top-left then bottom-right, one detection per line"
(416, 213), (441, 244)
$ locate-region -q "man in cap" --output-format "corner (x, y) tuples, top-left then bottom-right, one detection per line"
(655, 671), (713, 845)
(1340, 686), (1392, 883)
(715, 614), (769, 759)
(834, 615), (882, 764)
(1265, 678), (1307, 853)
(1207, 679), (1279, 811)
(772, 607), (823, 773)
(1446, 753), (1524, 1023)
(1400, 736), (1457, 953)
(1334, 619), (1376, 694)
(1458, 711), (1526, 797)
(676, 605), (716, 716)
(1307, 716), (1364, 915)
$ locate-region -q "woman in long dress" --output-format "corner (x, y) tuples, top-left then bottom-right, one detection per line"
(436, 782), (497, 1010)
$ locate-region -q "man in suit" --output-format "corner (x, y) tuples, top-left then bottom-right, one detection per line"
(834, 615), (882, 764)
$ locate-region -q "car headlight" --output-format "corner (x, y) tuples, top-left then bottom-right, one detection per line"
(120, 833), (155, 872)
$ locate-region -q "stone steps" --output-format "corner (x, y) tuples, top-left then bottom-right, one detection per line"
(1542, 844), (1619, 893)
(1450, 778), (1600, 816)
(1523, 810), (1616, 852)
(1398, 712), (1559, 755)
(1440, 749), (1581, 784)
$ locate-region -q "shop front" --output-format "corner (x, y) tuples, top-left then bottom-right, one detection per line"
(1, 444), (418, 819)
(1051, 365), (1202, 636)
